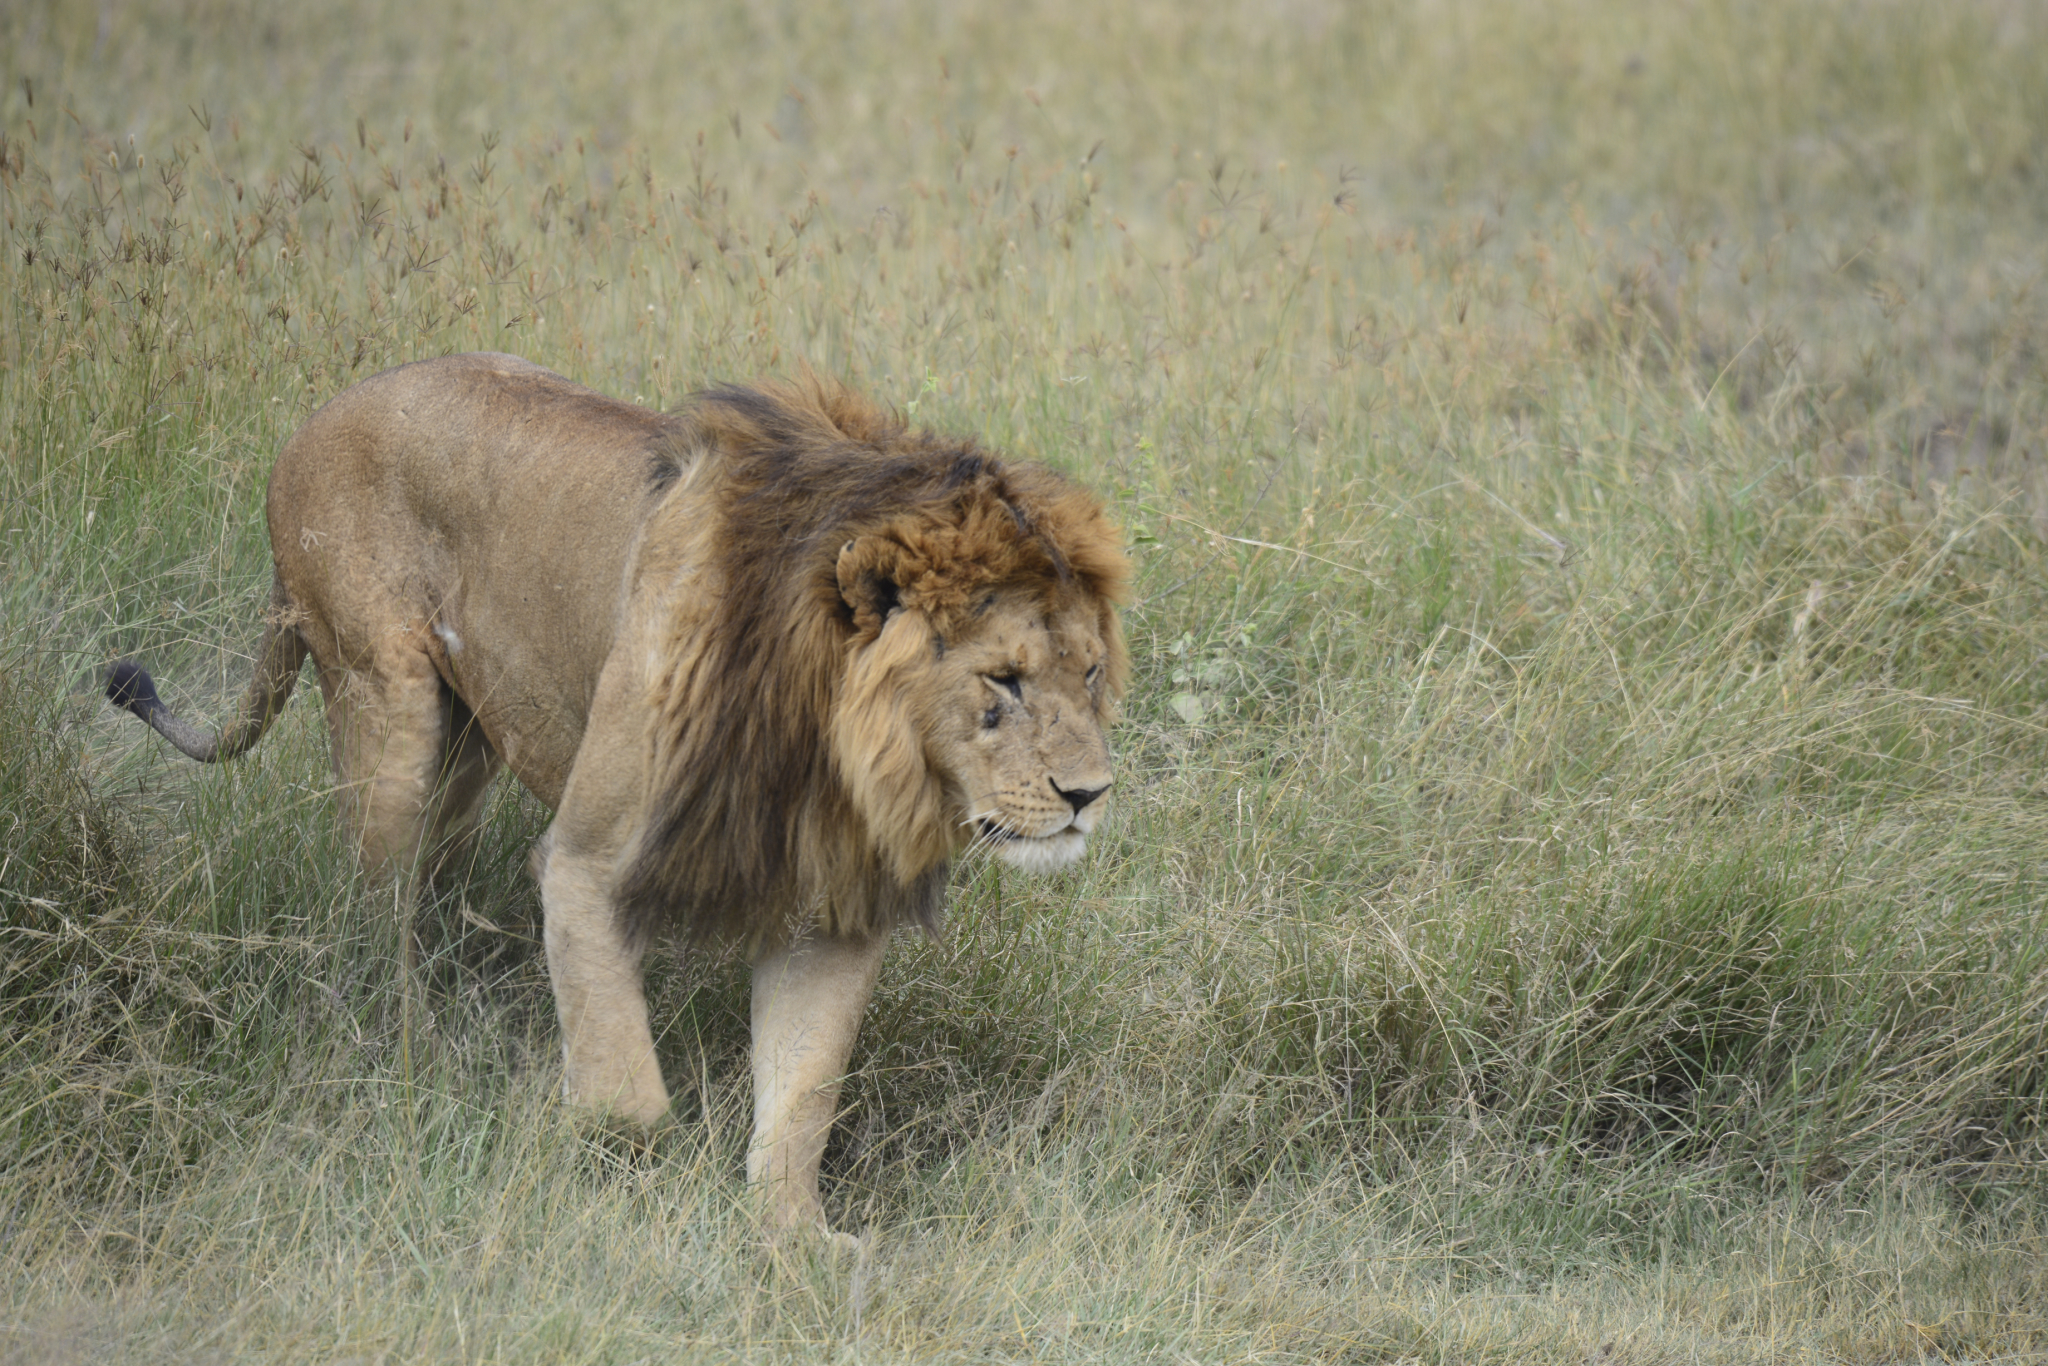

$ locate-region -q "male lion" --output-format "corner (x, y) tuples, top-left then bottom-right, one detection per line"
(106, 353), (1129, 1239)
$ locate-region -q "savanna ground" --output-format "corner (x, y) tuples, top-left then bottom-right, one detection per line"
(5, 1), (2048, 1360)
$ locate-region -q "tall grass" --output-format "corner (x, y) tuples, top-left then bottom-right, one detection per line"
(6, 0), (2048, 1359)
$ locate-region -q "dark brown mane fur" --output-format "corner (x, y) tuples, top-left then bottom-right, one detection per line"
(617, 376), (1128, 948)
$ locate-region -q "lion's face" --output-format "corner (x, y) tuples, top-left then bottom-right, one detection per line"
(931, 589), (1117, 874)
(832, 584), (1119, 882)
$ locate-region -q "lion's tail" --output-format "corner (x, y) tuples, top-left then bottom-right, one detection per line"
(105, 575), (310, 763)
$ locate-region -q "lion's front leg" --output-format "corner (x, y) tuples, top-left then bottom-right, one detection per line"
(749, 931), (886, 1236)
(541, 845), (670, 1128)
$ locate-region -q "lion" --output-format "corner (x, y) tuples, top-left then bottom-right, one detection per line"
(105, 352), (1129, 1240)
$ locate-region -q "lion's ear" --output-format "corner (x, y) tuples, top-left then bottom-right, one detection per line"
(836, 537), (903, 632)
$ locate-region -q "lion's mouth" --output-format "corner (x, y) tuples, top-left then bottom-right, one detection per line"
(972, 817), (1088, 874)
(976, 816), (1071, 843)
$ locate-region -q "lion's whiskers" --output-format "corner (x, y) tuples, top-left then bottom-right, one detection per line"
(958, 809), (1018, 861)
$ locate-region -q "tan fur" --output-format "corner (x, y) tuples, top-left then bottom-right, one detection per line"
(106, 353), (1130, 1238)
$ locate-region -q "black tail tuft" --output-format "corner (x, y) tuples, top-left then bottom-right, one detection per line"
(105, 660), (163, 719)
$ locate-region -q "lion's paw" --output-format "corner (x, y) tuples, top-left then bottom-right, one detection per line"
(762, 1217), (864, 1266)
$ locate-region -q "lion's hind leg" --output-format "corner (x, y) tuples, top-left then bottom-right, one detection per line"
(419, 686), (505, 889)
(315, 645), (488, 892)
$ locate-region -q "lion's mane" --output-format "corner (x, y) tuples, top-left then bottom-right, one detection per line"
(619, 379), (1129, 947)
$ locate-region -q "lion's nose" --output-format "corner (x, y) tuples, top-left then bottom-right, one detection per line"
(1050, 778), (1110, 815)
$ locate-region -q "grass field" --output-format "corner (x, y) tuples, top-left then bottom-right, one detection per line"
(6, 0), (2048, 1360)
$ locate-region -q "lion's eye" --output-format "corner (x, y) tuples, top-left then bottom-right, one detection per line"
(980, 672), (1020, 729)
(1085, 663), (1103, 688)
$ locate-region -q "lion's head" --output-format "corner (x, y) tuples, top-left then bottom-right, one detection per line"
(619, 379), (1129, 947)
(834, 564), (1121, 880)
